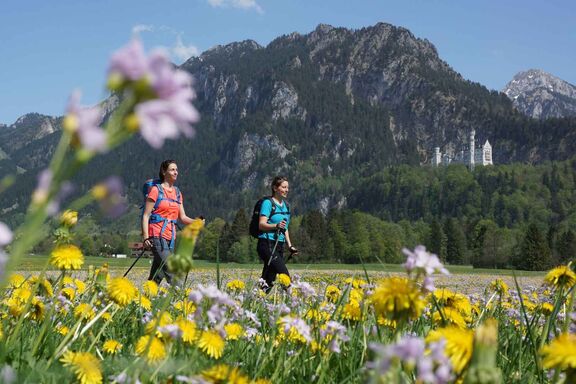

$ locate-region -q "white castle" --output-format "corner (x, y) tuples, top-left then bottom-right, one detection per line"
(431, 130), (493, 169)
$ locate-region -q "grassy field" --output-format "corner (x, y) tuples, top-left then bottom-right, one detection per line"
(16, 254), (544, 276)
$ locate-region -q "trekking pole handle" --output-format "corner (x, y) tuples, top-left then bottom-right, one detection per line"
(275, 219), (287, 232)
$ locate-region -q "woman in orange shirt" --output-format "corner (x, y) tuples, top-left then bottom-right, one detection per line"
(142, 159), (198, 285)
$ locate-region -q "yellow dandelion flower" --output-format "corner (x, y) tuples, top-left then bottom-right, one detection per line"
(226, 279), (246, 292)
(376, 316), (397, 330)
(74, 279), (87, 294)
(277, 274), (291, 288)
(201, 364), (249, 384)
(433, 307), (468, 329)
(181, 219), (204, 241)
(11, 286), (32, 304)
(29, 297), (45, 321)
(50, 244), (84, 270)
(91, 184), (107, 200)
(426, 326), (474, 374)
(137, 294), (151, 311)
(101, 312), (112, 322)
(371, 277), (426, 322)
(74, 303), (95, 321)
(29, 276), (53, 297)
(60, 350), (103, 384)
(135, 335), (166, 362)
(103, 339), (123, 355)
(344, 277), (366, 288)
(544, 266), (576, 290)
(142, 280), (158, 298)
(521, 296), (537, 313)
(341, 299), (363, 322)
(57, 324), (69, 336)
(224, 323), (244, 341)
(198, 330), (225, 359)
(176, 318), (197, 344)
(6, 298), (24, 317)
(325, 285), (341, 303)
(538, 302), (555, 316)
(540, 333), (576, 371)
(433, 289), (473, 322)
(60, 209), (78, 227)
(107, 277), (137, 306)
(145, 311), (173, 335)
(8, 274), (26, 288)
(350, 288), (364, 303)
(174, 299), (196, 316)
(61, 287), (76, 300)
(305, 308), (329, 323)
(276, 317), (310, 345)
(488, 279), (509, 296)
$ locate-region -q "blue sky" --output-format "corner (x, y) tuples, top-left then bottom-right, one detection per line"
(0, 0), (574, 124)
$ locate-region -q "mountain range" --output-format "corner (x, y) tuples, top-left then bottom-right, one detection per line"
(503, 69), (576, 119)
(1, 22), (576, 223)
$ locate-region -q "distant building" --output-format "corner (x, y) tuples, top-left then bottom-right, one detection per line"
(431, 130), (493, 169)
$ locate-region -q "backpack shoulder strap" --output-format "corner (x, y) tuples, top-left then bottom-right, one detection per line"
(153, 184), (163, 211)
(174, 186), (181, 204)
(268, 197), (276, 216)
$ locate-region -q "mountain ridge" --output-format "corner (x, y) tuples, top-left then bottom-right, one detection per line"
(503, 69), (576, 119)
(2, 22), (576, 223)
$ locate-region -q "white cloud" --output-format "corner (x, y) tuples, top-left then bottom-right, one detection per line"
(172, 35), (200, 62)
(129, 25), (200, 63)
(207, 0), (264, 14)
(132, 24), (155, 35)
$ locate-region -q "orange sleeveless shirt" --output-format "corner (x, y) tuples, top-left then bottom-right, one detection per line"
(147, 186), (182, 241)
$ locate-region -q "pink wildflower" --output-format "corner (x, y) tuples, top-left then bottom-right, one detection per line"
(65, 91), (107, 152)
(107, 39), (199, 149)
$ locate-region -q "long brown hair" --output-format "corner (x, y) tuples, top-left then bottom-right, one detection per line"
(270, 176), (288, 195)
(158, 159), (177, 182)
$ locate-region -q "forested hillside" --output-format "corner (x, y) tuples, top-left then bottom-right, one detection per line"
(21, 159), (576, 271)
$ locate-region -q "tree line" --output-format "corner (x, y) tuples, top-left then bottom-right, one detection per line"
(26, 158), (576, 271)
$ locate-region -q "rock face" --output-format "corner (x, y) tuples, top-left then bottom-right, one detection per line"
(0, 113), (59, 153)
(503, 69), (576, 119)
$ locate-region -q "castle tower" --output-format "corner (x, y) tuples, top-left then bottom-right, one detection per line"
(432, 147), (441, 166)
(469, 129), (476, 170)
(482, 140), (493, 165)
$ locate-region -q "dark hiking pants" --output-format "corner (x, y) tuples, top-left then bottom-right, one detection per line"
(257, 238), (289, 293)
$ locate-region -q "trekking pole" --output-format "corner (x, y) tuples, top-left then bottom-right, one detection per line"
(123, 248), (147, 277)
(267, 228), (282, 267)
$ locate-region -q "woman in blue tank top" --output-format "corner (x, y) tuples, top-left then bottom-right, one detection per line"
(257, 176), (298, 293)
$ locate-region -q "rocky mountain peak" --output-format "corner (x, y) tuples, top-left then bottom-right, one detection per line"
(503, 69), (576, 119)
(201, 40), (262, 58)
(0, 113), (60, 153)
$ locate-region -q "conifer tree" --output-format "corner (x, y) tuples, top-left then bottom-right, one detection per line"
(445, 218), (466, 265)
(428, 219), (447, 262)
(516, 224), (553, 271)
(556, 229), (576, 264)
(230, 208), (249, 242)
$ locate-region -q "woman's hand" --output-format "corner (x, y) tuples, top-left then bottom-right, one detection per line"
(276, 219), (287, 231)
(143, 237), (152, 250)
